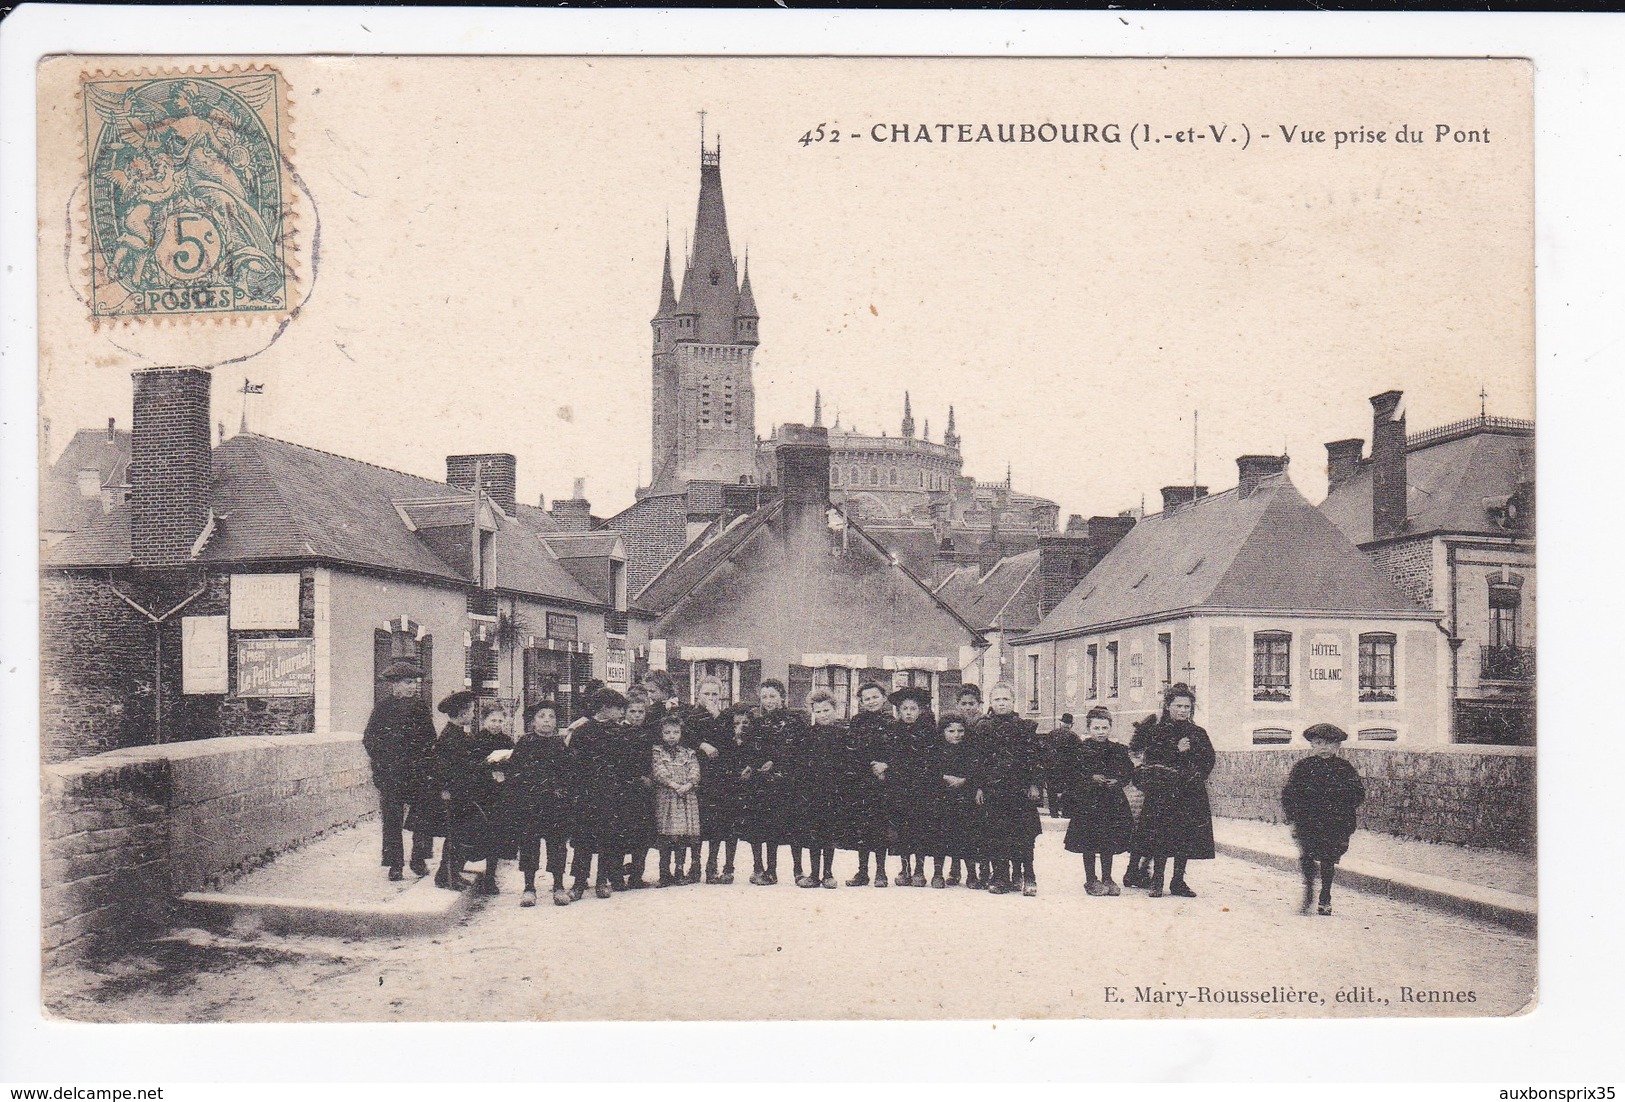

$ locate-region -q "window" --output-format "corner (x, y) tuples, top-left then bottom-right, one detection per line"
(1086, 644), (1098, 699)
(1252, 727), (1292, 746)
(814, 665), (854, 718)
(1027, 653), (1040, 712)
(692, 660), (736, 707)
(849, 465), (860, 485)
(1253, 631), (1292, 701)
(1489, 582), (1521, 649)
(1358, 633), (1397, 702)
(1357, 727), (1399, 742)
(870, 468), (879, 486)
(373, 622), (434, 707)
(1105, 641), (1119, 698)
(1158, 633), (1173, 694)
(889, 468), (899, 486)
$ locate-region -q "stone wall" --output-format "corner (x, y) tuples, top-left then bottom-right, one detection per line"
(1208, 746), (1535, 853)
(1371, 537), (1435, 609)
(42, 731), (373, 967)
(41, 568), (318, 764)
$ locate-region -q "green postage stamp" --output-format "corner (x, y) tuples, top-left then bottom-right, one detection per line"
(81, 66), (292, 320)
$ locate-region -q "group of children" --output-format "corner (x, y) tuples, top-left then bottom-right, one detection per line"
(363, 665), (1366, 915)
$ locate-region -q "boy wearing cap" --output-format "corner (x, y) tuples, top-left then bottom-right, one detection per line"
(424, 690), (479, 890)
(1282, 723), (1366, 915)
(363, 660), (439, 881)
(569, 688), (631, 900)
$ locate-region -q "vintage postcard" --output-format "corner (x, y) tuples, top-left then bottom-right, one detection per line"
(32, 53), (1535, 1025)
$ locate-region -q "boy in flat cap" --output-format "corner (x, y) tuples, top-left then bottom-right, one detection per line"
(362, 660), (438, 881)
(1282, 723), (1366, 915)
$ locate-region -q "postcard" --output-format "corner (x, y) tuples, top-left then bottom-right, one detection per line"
(31, 51), (1535, 1025)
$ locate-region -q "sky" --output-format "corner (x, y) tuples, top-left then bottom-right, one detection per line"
(38, 56), (1533, 520)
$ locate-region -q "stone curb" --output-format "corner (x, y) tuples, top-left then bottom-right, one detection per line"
(1213, 835), (1537, 935)
(181, 874), (474, 938)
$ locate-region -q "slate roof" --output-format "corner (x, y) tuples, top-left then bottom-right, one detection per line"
(1319, 425), (1534, 545)
(46, 433), (601, 607)
(933, 551), (1042, 633)
(1023, 473), (1431, 643)
(41, 427), (132, 535)
(602, 491), (693, 597)
(636, 508), (774, 615)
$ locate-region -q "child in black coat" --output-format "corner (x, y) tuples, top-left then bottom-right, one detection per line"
(1282, 723), (1366, 915)
(1055, 706), (1135, 895)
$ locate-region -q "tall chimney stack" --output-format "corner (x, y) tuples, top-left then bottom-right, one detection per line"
(775, 423), (832, 540)
(1325, 438), (1364, 494)
(446, 453), (517, 514)
(1159, 485), (1208, 512)
(1236, 454), (1289, 499)
(1370, 390), (1408, 539)
(129, 367), (212, 566)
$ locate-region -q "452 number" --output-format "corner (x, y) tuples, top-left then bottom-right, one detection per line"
(798, 124), (842, 146)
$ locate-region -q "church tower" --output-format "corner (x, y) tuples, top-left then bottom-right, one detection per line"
(647, 132), (760, 494)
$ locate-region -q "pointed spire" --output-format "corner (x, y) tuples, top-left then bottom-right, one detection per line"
(902, 391), (915, 438)
(654, 231), (678, 320)
(1006, 462), (1012, 487)
(923, 418), (930, 442)
(944, 405), (960, 450)
(736, 248), (758, 319)
(813, 390), (823, 427)
(675, 127), (741, 341)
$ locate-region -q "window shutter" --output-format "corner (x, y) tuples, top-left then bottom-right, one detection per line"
(937, 666), (963, 715)
(373, 629), (393, 706)
(667, 657), (693, 706)
(788, 663), (814, 713)
(739, 659), (762, 704)
(419, 637), (434, 706)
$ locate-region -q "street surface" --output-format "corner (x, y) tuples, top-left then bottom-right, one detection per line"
(46, 828), (1535, 1022)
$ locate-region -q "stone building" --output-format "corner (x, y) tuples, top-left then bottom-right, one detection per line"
(615, 137), (1062, 594)
(1319, 391), (1535, 745)
(42, 368), (648, 764)
(634, 424), (985, 716)
(39, 417), (131, 549)
(933, 514), (1135, 698)
(1015, 456), (1448, 750)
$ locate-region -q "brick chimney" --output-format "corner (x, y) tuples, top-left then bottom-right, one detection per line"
(1236, 454), (1289, 499)
(549, 478), (592, 532)
(1325, 438), (1364, 493)
(107, 416), (117, 442)
(446, 453), (517, 514)
(775, 423), (832, 539)
(129, 367), (212, 566)
(1036, 515), (1134, 616)
(1370, 390), (1408, 539)
(1160, 485), (1208, 512)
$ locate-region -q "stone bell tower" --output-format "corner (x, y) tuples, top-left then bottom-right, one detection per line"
(648, 130), (760, 495)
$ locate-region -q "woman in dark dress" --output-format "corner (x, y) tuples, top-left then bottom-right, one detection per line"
(1131, 683), (1216, 899)
(978, 682), (1044, 896)
(1054, 705), (1136, 895)
(742, 679), (800, 885)
(925, 712), (982, 889)
(887, 685), (937, 887)
(1282, 722), (1366, 916)
(619, 690), (660, 890)
(839, 682), (894, 887)
(794, 689), (845, 889)
(502, 700), (575, 907)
